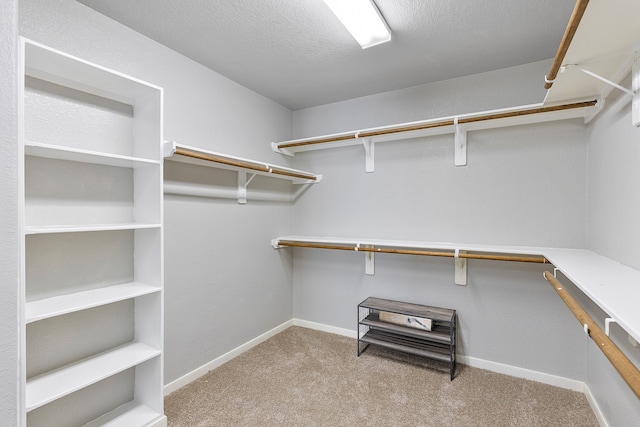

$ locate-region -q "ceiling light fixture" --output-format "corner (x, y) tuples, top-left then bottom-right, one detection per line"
(321, 0), (391, 49)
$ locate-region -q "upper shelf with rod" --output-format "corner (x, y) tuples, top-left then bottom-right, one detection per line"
(163, 141), (322, 204)
(543, 0), (640, 125)
(272, 100), (599, 171)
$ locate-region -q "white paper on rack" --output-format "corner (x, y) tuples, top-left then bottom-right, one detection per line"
(379, 311), (432, 331)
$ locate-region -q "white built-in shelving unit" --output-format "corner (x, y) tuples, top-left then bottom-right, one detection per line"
(19, 38), (165, 426)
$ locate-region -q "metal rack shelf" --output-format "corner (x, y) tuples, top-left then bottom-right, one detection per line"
(358, 297), (457, 380)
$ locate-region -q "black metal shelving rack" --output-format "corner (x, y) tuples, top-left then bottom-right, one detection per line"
(358, 297), (457, 380)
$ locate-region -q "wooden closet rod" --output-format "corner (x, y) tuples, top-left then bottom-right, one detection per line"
(543, 271), (640, 399)
(277, 240), (547, 264)
(277, 100), (597, 149)
(544, 0), (590, 90)
(174, 146), (317, 181)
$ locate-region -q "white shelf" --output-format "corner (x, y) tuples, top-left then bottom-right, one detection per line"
(83, 401), (165, 427)
(24, 39), (161, 106)
(25, 141), (160, 168)
(164, 141), (321, 185)
(26, 282), (161, 324)
(273, 235), (640, 344)
(273, 235), (548, 257)
(543, 248), (640, 345)
(26, 342), (161, 412)
(271, 101), (598, 169)
(24, 223), (161, 235)
(544, 0), (640, 105)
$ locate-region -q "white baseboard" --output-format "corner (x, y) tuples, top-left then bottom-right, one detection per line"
(163, 319), (607, 426)
(584, 385), (609, 427)
(292, 318), (356, 338)
(163, 319), (294, 395)
(456, 354), (586, 392)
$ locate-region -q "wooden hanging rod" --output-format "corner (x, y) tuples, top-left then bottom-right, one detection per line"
(276, 240), (547, 264)
(174, 146), (317, 181)
(544, 0), (590, 90)
(543, 271), (640, 399)
(276, 100), (597, 150)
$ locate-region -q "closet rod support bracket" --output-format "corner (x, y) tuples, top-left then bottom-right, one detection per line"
(454, 119), (467, 166)
(605, 317), (640, 348)
(454, 249), (467, 285)
(633, 52), (639, 127)
(237, 171), (256, 204)
(362, 245), (375, 275)
(361, 138), (375, 172)
(271, 142), (294, 157)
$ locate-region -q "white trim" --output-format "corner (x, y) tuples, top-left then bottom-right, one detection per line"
(163, 320), (293, 395)
(292, 318), (356, 338)
(456, 355), (585, 392)
(584, 386), (610, 427)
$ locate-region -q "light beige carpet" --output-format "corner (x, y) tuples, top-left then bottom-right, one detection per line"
(165, 326), (599, 426)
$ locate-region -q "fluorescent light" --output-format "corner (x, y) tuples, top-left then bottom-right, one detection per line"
(322, 0), (391, 49)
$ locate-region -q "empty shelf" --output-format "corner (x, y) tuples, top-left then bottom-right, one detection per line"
(26, 342), (161, 412)
(26, 282), (161, 324)
(25, 141), (160, 168)
(24, 223), (161, 235)
(83, 401), (165, 427)
(164, 141), (321, 184)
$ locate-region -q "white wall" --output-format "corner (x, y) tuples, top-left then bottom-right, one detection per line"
(290, 62), (591, 381)
(587, 76), (640, 425)
(0, 0), (19, 424)
(19, 0), (295, 385)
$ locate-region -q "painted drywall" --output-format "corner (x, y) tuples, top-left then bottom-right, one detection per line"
(290, 62), (591, 381)
(19, 0), (295, 386)
(586, 75), (640, 425)
(0, 0), (19, 424)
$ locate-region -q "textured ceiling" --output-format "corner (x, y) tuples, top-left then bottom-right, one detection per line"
(77, 0), (576, 110)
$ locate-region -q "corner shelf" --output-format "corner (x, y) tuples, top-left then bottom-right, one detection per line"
(543, 0), (640, 107)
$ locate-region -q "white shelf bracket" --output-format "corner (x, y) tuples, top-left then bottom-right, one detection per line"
(569, 64), (635, 97)
(454, 118), (467, 166)
(237, 171), (256, 204)
(163, 140), (177, 158)
(362, 138), (375, 173)
(605, 317), (640, 348)
(355, 244), (375, 275)
(605, 317), (616, 337)
(633, 53), (640, 127)
(271, 141), (295, 156)
(454, 249), (467, 286)
(568, 62), (638, 126)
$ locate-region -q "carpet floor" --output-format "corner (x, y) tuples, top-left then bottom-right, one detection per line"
(165, 326), (599, 426)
